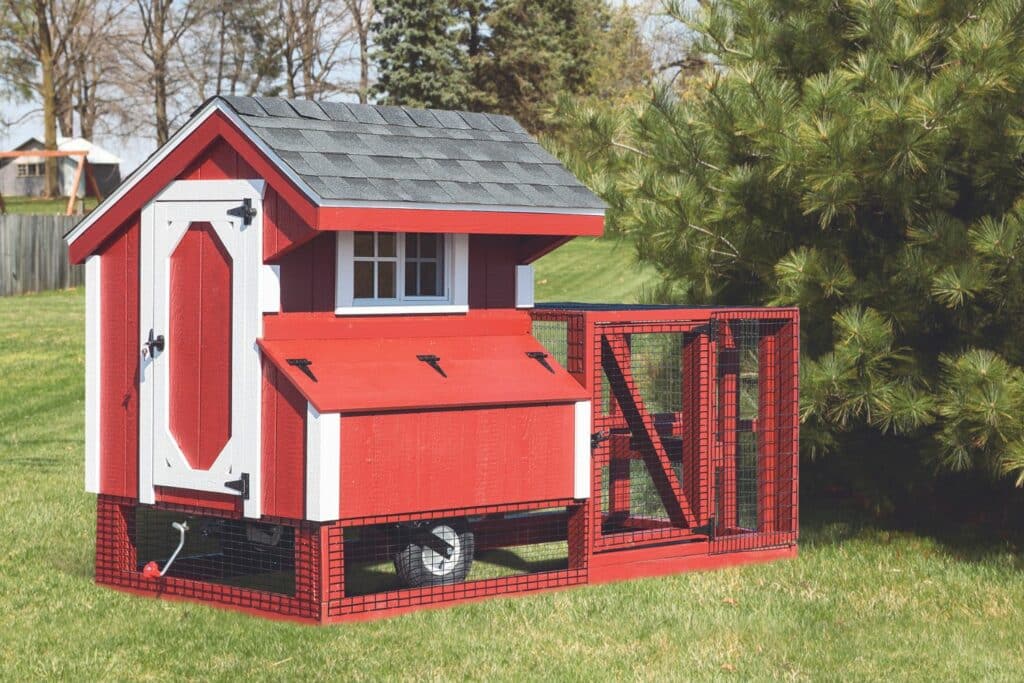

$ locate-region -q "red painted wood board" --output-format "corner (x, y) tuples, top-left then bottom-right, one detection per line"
(98, 217), (140, 498)
(261, 363), (307, 519)
(338, 404), (576, 519)
(167, 222), (233, 470)
(258, 333), (587, 413)
(262, 308), (532, 341)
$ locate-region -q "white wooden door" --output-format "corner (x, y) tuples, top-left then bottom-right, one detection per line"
(139, 180), (266, 518)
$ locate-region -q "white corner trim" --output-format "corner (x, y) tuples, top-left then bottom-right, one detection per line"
(515, 264), (535, 309)
(84, 255), (101, 494)
(260, 264), (281, 313)
(306, 404), (341, 522)
(574, 400), (592, 499)
(335, 232), (469, 315)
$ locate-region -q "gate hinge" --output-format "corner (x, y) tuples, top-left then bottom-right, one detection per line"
(225, 473), (250, 500)
(691, 515), (717, 540)
(591, 430), (610, 450)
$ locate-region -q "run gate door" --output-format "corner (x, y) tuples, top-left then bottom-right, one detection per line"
(138, 180), (267, 518)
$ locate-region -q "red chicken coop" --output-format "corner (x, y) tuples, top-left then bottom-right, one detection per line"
(66, 96), (799, 623)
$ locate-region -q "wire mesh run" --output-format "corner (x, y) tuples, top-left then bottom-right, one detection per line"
(340, 507), (572, 599)
(132, 507), (297, 596)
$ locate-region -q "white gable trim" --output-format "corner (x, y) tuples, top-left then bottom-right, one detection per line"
(84, 255), (102, 493)
(305, 404), (341, 521)
(65, 101), (604, 252)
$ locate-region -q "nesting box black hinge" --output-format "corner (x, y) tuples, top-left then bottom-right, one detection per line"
(417, 354), (447, 377)
(526, 351), (555, 373)
(225, 473), (250, 500)
(287, 358), (317, 382)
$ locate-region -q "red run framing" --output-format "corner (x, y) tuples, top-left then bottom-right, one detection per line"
(95, 304), (798, 623)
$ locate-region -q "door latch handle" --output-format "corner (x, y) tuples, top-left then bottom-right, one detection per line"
(143, 328), (165, 358)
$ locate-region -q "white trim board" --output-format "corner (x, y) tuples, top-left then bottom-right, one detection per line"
(84, 255), (101, 494)
(305, 404), (341, 522)
(335, 232), (469, 316)
(574, 401), (592, 499)
(65, 100), (604, 250)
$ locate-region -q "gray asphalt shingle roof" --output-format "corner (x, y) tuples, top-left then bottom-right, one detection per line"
(215, 96), (605, 212)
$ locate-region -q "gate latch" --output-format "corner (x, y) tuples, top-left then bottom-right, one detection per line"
(228, 198), (257, 226)
(225, 472), (250, 500)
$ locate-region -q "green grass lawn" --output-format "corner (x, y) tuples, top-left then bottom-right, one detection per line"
(2, 272), (1024, 679)
(534, 236), (660, 303)
(1, 195), (98, 215)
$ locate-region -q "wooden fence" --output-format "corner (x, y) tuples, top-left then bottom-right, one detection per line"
(0, 215), (82, 297)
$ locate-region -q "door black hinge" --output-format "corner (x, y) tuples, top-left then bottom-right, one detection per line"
(228, 198), (257, 226)
(225, 473), (250, 500)
(591, 430), (610, 449)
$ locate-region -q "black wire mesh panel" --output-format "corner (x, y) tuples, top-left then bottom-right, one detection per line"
(531, 319), (569, 369)
(342, 507), (571, 598)
(132, 507), (296, 596)
(710, 315), (799, 553)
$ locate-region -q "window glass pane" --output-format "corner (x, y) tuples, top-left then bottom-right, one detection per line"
(420, 233), (440, 258)
(421, 262), (439, 296)
(354, 261), (374, 298)
(405, 262), (418, 297)
(406, 233), (420, 258)
(379, 232), (397, 257)
(378, 261), (396, 298)
(354, 232), (374, 257)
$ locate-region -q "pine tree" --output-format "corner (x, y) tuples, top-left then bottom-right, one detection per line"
(371, 0), (470, 108)
(558, 0), (1024, 510)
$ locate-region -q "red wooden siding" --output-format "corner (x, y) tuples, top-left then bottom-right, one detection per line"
(338, 404), (576, 519)
(168, 222), (233, 470)
(261, 363), (307, 519)
(98, 216), (140, 498)
(469, 235), (517, 308)
(277, 233), (337, 312)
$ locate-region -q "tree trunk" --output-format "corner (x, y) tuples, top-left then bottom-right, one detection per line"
(34, 0), (59, 197)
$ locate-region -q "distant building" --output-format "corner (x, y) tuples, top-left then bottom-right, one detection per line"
(0, 136), (121, 198)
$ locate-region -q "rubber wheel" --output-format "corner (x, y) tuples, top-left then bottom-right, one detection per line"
(394, 521), (474, 588)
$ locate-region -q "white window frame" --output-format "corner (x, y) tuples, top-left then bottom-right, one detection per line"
(335, 231), (469, 315)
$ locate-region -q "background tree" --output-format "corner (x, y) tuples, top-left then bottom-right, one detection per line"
(559, 0), (1024, 517)
(371, 0), (470, 108)
(0, 0), (89, 195)
(130, 0), (209, 145)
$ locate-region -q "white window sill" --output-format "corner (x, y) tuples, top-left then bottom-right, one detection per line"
(334, 304), (470, 316)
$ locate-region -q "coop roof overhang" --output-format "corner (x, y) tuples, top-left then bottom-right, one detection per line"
(65, 98), (604, 265)
(258, 321), (588, 414)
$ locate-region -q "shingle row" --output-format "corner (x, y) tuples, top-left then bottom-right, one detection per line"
(216, 95), (604, 210)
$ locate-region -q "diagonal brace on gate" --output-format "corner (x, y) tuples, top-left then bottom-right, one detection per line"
(600, 333), (696, 528)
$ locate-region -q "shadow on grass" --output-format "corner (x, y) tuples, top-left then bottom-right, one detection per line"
(799, 498), (1024, 570)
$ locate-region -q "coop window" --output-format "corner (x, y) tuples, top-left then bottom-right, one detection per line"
(336, 231), (468, 315)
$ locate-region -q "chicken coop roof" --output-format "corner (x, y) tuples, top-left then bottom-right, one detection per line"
(215, 95), (605, 212)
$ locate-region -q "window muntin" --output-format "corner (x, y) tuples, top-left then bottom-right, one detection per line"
(352, 232), (448, 304)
